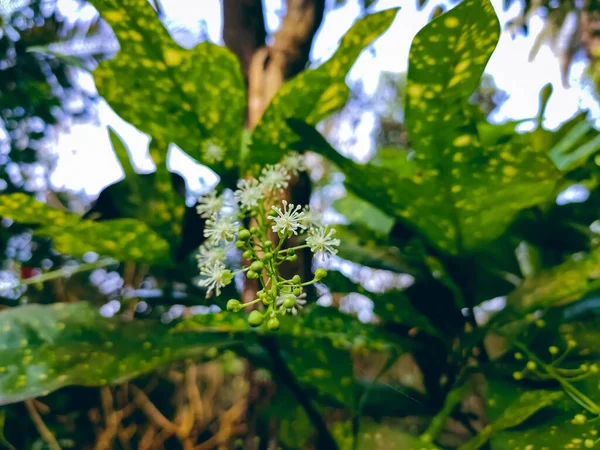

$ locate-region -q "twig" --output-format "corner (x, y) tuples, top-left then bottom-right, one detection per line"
(186, 361), (205, 427)
(131, 385), (178, 433)
(25, 400), (61, 450)
(259, 336), (338, 450)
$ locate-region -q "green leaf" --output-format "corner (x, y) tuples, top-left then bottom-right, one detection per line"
(248, 8), (399, 167)
(0, 193), (170, 263)
(88, 130), (185, 243)
(357, 421), (440, 450)
(333, 193), (394, 235)
(91, 0), (245, 174)
(507, 247), (600, 313)
(548, 119), (600, 172)
(459, 389), (564, 450)
(0, 303), (238, 405)
(292, 0), (560, 255)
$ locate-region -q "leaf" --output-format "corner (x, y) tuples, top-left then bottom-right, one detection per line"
(459, 389), (564, 450)
(507, 247), (600, 313)
(357, 421), (440, 450)
(292, 0), (561, 255)
(248, 8), (399, 167)
(87, 130), (185, 244)
(91, 0), (245, 175)
(333, 193), (394, 235)
(0, 193), (170, 263)
(0, 303), (238, 405)
(548, 119), (600, 172)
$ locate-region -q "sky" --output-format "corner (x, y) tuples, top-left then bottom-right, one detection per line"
(49, 0), (600, 198)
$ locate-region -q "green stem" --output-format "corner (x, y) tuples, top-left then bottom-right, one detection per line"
(420, 382), (469, 444)
(14, 259), (117, 289)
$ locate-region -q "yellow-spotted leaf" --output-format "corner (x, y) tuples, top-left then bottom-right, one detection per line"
(90, 0), (245, 176)
(290, 0), (561, 255)
(507, 247), (600, 313)
(0, 193), (170, 263)
(0, 303), (238, 405)
(248, 8), (399, 168)
(358, 421), (440, 450)
(459, 389), (564, 450)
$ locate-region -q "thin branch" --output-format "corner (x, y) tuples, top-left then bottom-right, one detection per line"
(25, 400), (61, 450)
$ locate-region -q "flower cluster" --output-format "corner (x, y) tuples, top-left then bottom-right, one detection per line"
(194, 153), (340, 330)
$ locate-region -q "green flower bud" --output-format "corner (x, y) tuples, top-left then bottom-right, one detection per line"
(235, 240), (245, 249)
(590, 364), (599, 374)
(573, 413), (587, 425)
(580, 363), (590, 372)
(247, 270), (258, 279)
(263, 252), (273, 261)
(238, 229), (251, 240)
(549, 346), (559, 355)
(242, 250), (253, 260)
(314, 268), (327, 281)
(291, 275), (301, 284)
(512, 371), (523, 380)
(526, 361), (537, 371)
(287, 254), (298, 262)
(248, 310), (264, 327)
(263, 240), (273, 249)
(283, 297), (296, 309)
(293, 287), (302, 296)
(514, 352), (523, 360)
(227, 299), (242, 312)
(250, 227), (259, 235)
(250, 261), (264, 272)
(584, 439), (595, 448)
(267, 317), (280, 331)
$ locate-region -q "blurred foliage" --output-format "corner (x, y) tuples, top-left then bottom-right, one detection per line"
(0, 0), (599, 449)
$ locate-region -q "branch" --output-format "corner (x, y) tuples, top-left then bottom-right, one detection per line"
(259, 336), (338, 450)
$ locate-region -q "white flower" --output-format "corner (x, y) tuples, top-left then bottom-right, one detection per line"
(299, 206), (322, 228)
(195, 242), (226, 267)
(277, 292), (307, 316)
(204, 213), (239, 245)
(281, 152), (306, 176)
(234, 178), (263, 211)
(259, 164), (290, 192)
(196, 190), (224, 218)
(270, 200), (307, 235)
(306, 226), (340, 258)
(202, 140), (224, 164)
(198, 262), (233, 297)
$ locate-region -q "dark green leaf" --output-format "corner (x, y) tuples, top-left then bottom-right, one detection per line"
(358, 421), (440, 450)
(0, 193), (171, 263)
(0, 303), (238, 405)
(248, 8), (399, 168)
(91, 0), (245, 173)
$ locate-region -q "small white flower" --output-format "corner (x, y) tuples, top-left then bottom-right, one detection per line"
(196, 190), (224, 218)
(299, 206), (322, 228)
(204, 213), (239, 245)
(198, 262), (233, 297)
(195, 242), (226, 267)
(306, 226), (340, 258)
(202, 140), (224, 164)
(259, 164), (290, 192)
(234, 178), (263, 211)
(270, 200), (307, 235)
(281, 151), (306, 176)
(277, 292), (307, 316)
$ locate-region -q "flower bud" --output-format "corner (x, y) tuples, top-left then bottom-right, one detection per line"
(287, 254), (298, 262)
(238, 229), (251, 240)
(235, 240), (245, 249)
(293, 287), (302, 296)
(247, 270), (258, 279)
(549, 346), (559, 355)
(314, 268), (327, 280)
(242, 250), (253, 259)
(248, 310), (264, 327)
(227, 299), (242, 312)
(283, 297), (296, 309)
(263, 240), (273, 249)
(263, 252), (273, 261)
(267, 317), (280, 331)
(526, 361), (536, 371)
(291, 275), (301, 284)
(250, 261), (264, 272)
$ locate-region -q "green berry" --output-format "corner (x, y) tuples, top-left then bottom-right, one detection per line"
(549, 346), (559, 355)
(263, 252), (273, 261)
(247, 270), (258, 279)
(573, 413), (587, 425)
(248, 310), (264, 327)
(238, 229), (251, 240)
(512, 371), (523, 380)
(250, 261), (264, 272)
(267, 317), (280, 331)
(235, 240), (245, 249)
(514, 352), (523, 360)
(282, 297), (296, 309)
(291, 275), (301, 284)
(314, 268), (327, 280)
(526, 361), (537, 371)
(242, 250), (253, 260)
(293, 288), (302, 296)
(227, 299), (242, 312)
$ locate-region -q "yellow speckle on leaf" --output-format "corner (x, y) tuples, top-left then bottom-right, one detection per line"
(503, 166), (518, 177)
(444, 16), (460, 28)
(164, 49), (183, 67)
(453, 135), (471, 147)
